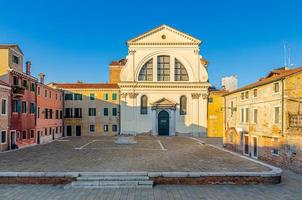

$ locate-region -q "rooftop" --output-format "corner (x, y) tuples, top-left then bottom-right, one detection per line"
(225, 66), (302, 96)
(51, 82), (119, 89)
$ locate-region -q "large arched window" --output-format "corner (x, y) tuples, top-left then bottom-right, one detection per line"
(180, 95), (187, 115)
(138, 59), (153, 81)
(175, 59), (189, 81)
(140, 95), (148, 114)
(157, 56), (170, 81)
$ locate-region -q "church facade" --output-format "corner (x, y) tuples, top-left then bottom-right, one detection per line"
(117, 25), (210, 136)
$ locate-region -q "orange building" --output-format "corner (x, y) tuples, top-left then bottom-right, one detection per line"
(36, 74), (63, 144)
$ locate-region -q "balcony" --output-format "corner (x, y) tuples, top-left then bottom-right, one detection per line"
(12, 85), (25, 97)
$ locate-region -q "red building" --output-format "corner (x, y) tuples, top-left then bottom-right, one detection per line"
(10, 62), (37, 149)
(36, 73), (63, 144)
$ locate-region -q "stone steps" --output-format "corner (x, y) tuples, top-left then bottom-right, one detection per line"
(68, 172), (153, 189)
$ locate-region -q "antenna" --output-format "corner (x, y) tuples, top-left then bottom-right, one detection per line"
(283, 41), (294, 68)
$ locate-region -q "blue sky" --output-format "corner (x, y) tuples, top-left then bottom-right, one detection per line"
(0, 0), (301, 88)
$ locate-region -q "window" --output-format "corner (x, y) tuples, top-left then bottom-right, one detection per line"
(138, 58), (153, 81)
(241, 108), (244, 123)
(23, 80), (28, 90)
(175, 58), (189, 81)
(241, 93), (244, 100)
(104, 108), (108, 116)
(112, 125), (118, 132)
(272, 138), (279, 155)
(1, 131), (6, 144)
(89, 93), (95, 100)
(253, 89), (257, 97)
(112, 93), (117, 100)
(30, 130), (34, 138)
(56, 110), (59, 119)
(74, 93), (82, 100)
(104, 124), (108, 132)
(112, 108), (117, 116)
(274, 82), (280, 93)
(74, 108), (82, 118)
(140, 95), (148, 114)
(180, 95), (187, 115)
(208, 97), (213, 103)
(253, 109), (258, 124)
(30, 103), (35, 114)
(37, 107), (40, 118)
(49, 109), (53, 119)
(56, 94), (58, 100)
(45, 108), (49, 119)
(65, 108), (73, 118)
(49, 91), (52, 98)
(90, 124), (95, 132)
(1, 99), (7, 115)
(22, 130), (26, 139)
(103, 93), (109, 100)
(45, 128), (48, 135)
(274, 107), (280, 124)
(37, 86), (41, 95)
(88, 108), (96, 116)
(60, 110), (62, 119)
(13, 76), (19, 85)
(64, 93), (73, 100)
(157, 56), (170, 81)
(245, 91), (249, 99)
(13, 100), (20, 113)
(22, 101), (27, 113)
(231, 101), (234, 117)
(31, 83), (35, 92)
(12, 55), (19, 64)
(245, 108), (249, 123)
(45, 90), (48, 98)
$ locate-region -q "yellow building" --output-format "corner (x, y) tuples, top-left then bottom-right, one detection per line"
(50, 83), (120, 136)
(207, 89), (227, 137)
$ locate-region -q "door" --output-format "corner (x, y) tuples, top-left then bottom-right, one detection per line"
(244, 135), (249, 155)
(10, 131), (16, 149)
(37, 131), (40, 144)
(252, 136), (258, 158)
(76, 126), (81, 136)
(52, 129), (55, 140)
(67, 126), (72, 136)
(158, 110), (169, 136)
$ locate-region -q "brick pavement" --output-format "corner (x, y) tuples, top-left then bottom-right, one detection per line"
(0, 135), (269, 172)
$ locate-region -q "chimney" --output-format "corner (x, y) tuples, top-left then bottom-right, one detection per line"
(25, 61), (31, 75)
(38, 73), (45, 84)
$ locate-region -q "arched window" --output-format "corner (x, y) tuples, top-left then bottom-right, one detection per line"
(157, 56), (170, 81)
(175, 59), (189, 81)
(138, 59), (153, 81)
(180, 95), (187, 115)
(140, 95), (148, 114)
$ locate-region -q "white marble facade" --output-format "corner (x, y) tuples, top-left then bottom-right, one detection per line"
(119, 25), (210, 136)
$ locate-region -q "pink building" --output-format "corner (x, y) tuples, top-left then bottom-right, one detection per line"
(36, 74), (63, 144)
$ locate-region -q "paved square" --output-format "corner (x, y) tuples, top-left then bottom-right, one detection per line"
(0, 135), (270, 172)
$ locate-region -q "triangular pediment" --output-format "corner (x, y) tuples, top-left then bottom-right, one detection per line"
(127, 25), (201, 45)
(151, 98), (178, 106)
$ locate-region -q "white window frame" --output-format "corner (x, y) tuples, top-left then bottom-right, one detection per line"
(243, 133), (249, 156)
(251, 135), (258, 159)
(1, 98), (8, 115)
(273, 106), (280, 124)
(1, 130), (7, 144)
(253, 108), (258, 124)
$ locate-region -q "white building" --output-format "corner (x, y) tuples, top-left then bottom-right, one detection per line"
(119, 25), (210, 136)
(222, 75), (238, 91)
